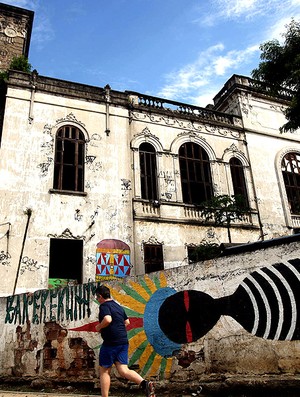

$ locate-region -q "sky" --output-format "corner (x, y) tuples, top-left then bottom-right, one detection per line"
(3, 0), (300, 107)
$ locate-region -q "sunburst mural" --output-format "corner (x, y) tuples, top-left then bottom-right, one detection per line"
(70, 272), (175, 379)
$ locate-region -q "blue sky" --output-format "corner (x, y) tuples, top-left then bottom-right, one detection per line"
(3, 0), (300, 106)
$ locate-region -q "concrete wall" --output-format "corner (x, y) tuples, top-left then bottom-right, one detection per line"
(1, 236), (299, 388)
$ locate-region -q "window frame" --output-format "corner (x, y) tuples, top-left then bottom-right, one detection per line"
(282, 152), (300, 214)
(229, 157), (249, 208)
(139, 142), (158, 201)
(53, 125), (85, 193)
(144, 243), (164, 273)
(179, 142), (213, 205)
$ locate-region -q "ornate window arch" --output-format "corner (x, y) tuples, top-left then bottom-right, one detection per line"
(53, 124), (86, 192)
(170, 132), (216, 161)
(131, 128), (162, 200)
(169, 133), (216, 204)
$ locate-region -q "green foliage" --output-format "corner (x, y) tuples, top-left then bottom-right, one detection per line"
(10, 55), (32, 73)
(199, 194), (250, 243)
(188, 241), (222, 263)
(0, 55), (32, 83)
(251, 19), (300, 132)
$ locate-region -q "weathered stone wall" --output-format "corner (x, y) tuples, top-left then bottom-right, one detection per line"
(0, 236), (299, 389)
(0, 3), (33, 71)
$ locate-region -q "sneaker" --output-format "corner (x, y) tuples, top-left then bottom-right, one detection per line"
(145, 380), (155, 397)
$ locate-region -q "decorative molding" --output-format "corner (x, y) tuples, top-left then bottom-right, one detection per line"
(129, 110), (241, 138)
(142, 236), (164, 247)
(56, 112), (85, 128)
(47, 228), (86, 240)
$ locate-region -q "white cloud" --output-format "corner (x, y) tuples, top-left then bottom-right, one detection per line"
(216, 0), (259, 18)
(157, 44), (259, 106)
(199, 0), (292, 26)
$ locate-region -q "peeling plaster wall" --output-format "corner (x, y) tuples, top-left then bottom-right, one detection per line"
(0, 238), (300, 385)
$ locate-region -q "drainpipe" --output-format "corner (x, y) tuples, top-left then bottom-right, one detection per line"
(104, 84), (111, 136)
(13, 208), (32, 295)
(244, 140), (265, 241)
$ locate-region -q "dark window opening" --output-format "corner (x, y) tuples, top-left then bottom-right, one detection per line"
(179, 142), (213, 205)
(53, 125), (85, 192)
(282, 152), (300, 214)
(139, 142), (158, 200)
(229, 157), (249, 208)
(144, 244), (164, 273)
(49, 238), (83, 284)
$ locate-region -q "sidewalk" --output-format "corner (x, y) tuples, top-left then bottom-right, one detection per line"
(0, 392), (101, 397)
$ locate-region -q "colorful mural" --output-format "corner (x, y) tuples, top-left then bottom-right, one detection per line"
(71, 272), (174, 378)
(157, 259), (300, 345)
(70, 259), (300, 377)
(96, 239), (131, 281)
(4, 257), (300, 381)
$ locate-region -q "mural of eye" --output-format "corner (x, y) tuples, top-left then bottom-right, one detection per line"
(70, 258), (300, 375)
(157, 259), (300, 345)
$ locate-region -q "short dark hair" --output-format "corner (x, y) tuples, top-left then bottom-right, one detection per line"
(95, 285), (111, 299)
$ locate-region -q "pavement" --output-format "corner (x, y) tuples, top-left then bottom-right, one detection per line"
(0, 393), (101, 397)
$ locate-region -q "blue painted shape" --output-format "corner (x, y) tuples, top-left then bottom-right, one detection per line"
(144, 287), (181, 357)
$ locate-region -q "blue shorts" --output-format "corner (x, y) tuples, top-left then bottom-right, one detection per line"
(99, 343), (129, 368)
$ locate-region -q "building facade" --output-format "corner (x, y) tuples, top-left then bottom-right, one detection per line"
(0, 4), (300, 296)
(0, 2), (33, 71)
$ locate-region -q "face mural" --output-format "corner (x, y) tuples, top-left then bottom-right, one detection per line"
(69, 259), (300, 377)
(156, 259), (300, 346)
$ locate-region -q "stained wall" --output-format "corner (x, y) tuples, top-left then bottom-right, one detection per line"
(0, 236), (300, 387)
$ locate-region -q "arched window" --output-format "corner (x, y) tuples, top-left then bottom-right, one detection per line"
(139, 142), (158, 200)
(282, 152), (300, 214)
(179, 142), (213, 205)
(53, 125), (85, 192)
(230, 157), (249, 208)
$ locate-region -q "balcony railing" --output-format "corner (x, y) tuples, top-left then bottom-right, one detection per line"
(291, 214), (300, 229)
(133, 199), (258, 227)
(127, 91), (241, 127)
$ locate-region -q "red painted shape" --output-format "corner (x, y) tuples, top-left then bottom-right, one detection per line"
(68, 317), (143, 332)
(126, 317), (143, 330)
(184, 290), (189, 311)
(184, 290), (193, 342)
(186, 321), (193, 343)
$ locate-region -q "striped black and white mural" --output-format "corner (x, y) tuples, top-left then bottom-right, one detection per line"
(157, 259), (300, 345)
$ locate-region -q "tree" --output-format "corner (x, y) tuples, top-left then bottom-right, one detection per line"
(199, 194), (250, 244)
(251, 19), (300, 133)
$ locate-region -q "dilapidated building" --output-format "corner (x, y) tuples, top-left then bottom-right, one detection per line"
(0, 3), (299, 297)
(1, 3), (300, 391)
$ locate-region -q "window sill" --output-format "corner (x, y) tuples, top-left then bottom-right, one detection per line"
(49, 189), (87, 197)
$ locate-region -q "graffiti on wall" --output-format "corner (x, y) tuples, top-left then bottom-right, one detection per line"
(5, 258), (300, 379)
(96, 239), (131, 281)
(0, 250), (11, 266)
(5, 283), (97, 325)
